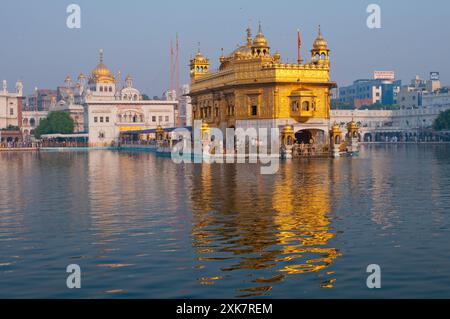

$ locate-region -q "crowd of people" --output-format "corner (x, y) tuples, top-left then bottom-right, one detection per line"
(0, 141), (39, 149)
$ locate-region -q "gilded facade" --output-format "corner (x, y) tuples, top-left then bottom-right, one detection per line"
(189, 24), (336, 145)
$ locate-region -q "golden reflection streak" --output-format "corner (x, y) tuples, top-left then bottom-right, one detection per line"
(190, 161), (341, 295)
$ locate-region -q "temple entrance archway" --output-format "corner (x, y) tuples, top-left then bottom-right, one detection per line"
(294, 129), (326, 145)
(295, 130), (313, 144)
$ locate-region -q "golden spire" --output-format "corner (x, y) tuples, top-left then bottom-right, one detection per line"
(220, 48), (225, 63)
(99, 48), (104, 63)
(246, 25), (252, 46)
(253, 21), (269, 48)
(313, 25), (328, 50)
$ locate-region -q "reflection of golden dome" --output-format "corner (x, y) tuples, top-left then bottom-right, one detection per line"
(90, 49), (116, 84)
(313, 26), (328, 50)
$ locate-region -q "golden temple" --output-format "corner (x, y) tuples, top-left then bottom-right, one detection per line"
(189, 24), (337, 146)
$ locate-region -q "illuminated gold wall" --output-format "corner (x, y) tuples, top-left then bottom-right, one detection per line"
(189, 25), (336, 130)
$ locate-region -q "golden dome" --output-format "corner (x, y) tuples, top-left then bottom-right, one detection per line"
(273, 52), (281, 62)
(253, 23), (269, 48)
(313, 26), (328, 50)
(331, 122), (342, 133)
(194, 48), (208, 63)
(282, 124), (294, 134)
(90, 49), (116, 84)
(347, 120), (359, 131)
(232, 45), (252, 58)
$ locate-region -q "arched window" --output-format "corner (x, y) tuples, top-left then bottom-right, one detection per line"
(302, 101), (310, 111)
(109, 86), (113, 92)
(30, 118), (36, 127)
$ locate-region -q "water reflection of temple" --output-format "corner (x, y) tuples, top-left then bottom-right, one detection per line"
(189, 161), (341, 296)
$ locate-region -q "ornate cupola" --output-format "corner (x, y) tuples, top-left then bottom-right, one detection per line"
(190, 47), (210, 80)
(89, 49), (116, 84)
(125, 74), (133, 88)
(252, 23), (270, 57)
(311, 25), (330, 66)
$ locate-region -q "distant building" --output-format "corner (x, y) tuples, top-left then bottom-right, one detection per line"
(26, 89), (57, 111)
(339, 71), (401, 108)
(21, 110), (48, 138)
(398, 73), (442, 109)
(331, 106), (450, 142)
(180, 84), (192, 127)
(423, 89), (450, 108)
(0, 80), (23, 130)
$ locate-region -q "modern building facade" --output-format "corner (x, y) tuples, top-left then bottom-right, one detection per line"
(189, 24), (336, 145)
(397, 74), (442, 109)
(338, 72), (401, 108)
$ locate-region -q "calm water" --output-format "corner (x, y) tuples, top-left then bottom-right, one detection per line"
(1, 145), (450, 298)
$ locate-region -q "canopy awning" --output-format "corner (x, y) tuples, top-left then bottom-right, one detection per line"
(120, 127), (192, 135)
(41, 133), (89, 139)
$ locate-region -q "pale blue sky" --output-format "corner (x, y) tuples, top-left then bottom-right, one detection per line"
(0, 0), (449, 96)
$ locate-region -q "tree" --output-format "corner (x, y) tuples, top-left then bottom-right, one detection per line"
(433, 109), (450, 131)
(34, 111), (74, 138)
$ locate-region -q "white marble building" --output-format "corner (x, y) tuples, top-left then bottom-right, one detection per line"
(21, 110), (48, 138)
(59, 50), (178, 147)
(0, 80), (23, 129)
(331, 107), (450, 141)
